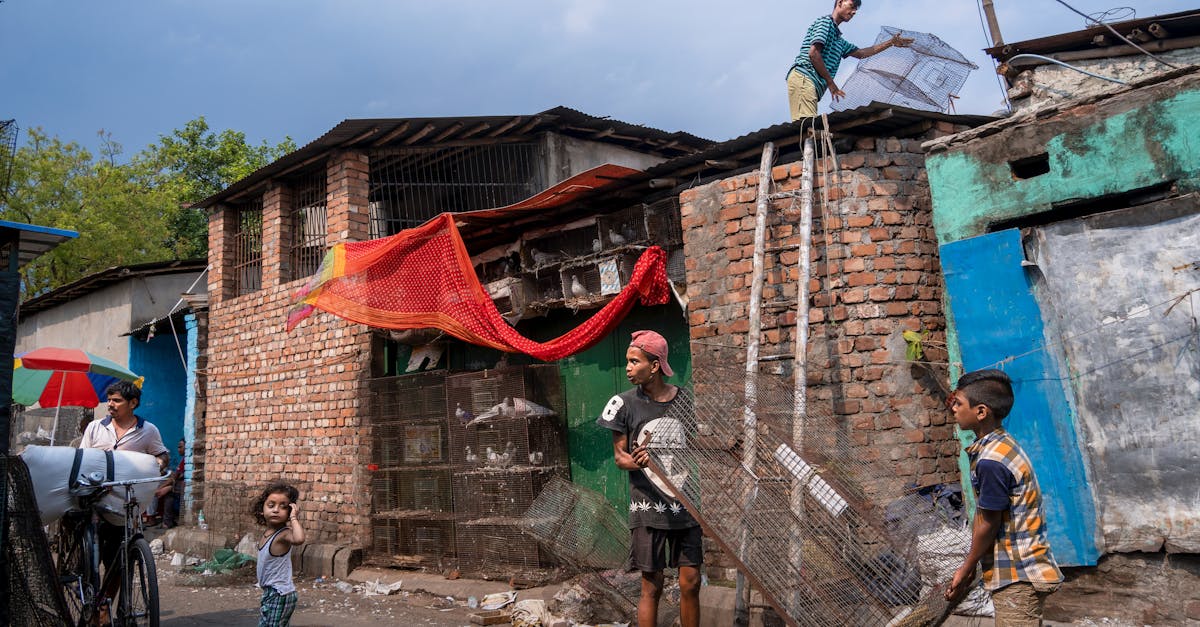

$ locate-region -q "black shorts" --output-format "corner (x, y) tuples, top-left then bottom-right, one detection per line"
(628, 525), (703, 573)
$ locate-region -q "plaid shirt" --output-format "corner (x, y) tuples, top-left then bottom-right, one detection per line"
(967, 428), (1063, 591)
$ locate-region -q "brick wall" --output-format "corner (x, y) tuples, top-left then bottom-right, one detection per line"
(680, 130), (963, 499)
(204, 151), (375, 544)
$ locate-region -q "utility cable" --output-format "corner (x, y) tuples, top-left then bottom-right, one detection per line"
(1006, 53), (1128, 84)
(1052, 0), (1180, 69)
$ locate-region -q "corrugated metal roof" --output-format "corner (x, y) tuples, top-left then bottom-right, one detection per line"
(986, 9), (1200, 62)
(0, 220), (78, 268)
(19, 258), (207, 315)
(195, 107), (714, 209)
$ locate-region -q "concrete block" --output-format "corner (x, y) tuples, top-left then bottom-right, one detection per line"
(162, 527), (231, 558)
(332, 546), (363, 580)
(301, 543), (340, 578)
(290, 542), (308, 574)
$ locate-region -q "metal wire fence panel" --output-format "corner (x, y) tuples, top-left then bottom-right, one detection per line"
(832, 27), (978, 114)
(287, 168), (327, 281)
(640, 343), (973, 627)
(520, 477), (630, 571)
(3, 454), (72, 626)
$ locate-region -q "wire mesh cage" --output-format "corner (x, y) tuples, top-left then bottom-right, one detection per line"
(452, 465), (566, 521)
(0, 120), (18, 203)
(634, 342), (981, 626)
(8, 405), (92, 450)
(644, 197), (684, 247)
(445, 365), (565, 435)
(832, 27), (978, 114)
(456, 518), (556, 576)
(520, 477), (631, 571)
(527, 225), (600, 265)
(372, 467), (455, 513)
(370, 515), (458, 567)
(3, 454), (72, 626)
(370, 372), (447, 423)
(597, 205), (649, 250)
(560, 261), (604, 308)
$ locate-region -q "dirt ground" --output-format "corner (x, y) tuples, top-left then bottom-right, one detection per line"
(157, 556), (477, 627)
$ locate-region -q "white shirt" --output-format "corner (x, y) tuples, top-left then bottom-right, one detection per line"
(79, 415), (169, 460)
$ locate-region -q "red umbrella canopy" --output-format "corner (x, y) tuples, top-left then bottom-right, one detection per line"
(13, 347), (144, 408)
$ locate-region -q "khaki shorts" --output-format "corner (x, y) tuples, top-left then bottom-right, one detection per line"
(787, 70), (819, 121)
(991, 581), (1059, 626)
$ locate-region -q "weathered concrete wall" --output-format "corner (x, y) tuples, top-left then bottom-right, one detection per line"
(1008, 48), (1200, 112)
(541, 132), (666, 185)
(927, 69), (1200, 559)
(928, 70), (1200, 244)
(1030, 199), (1200, 553)
(16, 283), (132, 363)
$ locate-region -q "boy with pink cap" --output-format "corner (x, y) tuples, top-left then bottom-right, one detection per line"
(596, 330), (701, 627)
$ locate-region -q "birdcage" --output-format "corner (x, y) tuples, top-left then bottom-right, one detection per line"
(456, 517), (555, 576)
(370, 372), (446, 423)
(446, 366), (566, 467)
(372, 467), (454, 513)
(644, 197), (683, 247)
(560, 260), (605, 308)
(597, 205), (648, 250)
(525, 225), (600, 266)
(370, 514), (457, 566)
(832, 27), (978, 114)
(485, 276), (537, 317)
(452, 465), (565, 521)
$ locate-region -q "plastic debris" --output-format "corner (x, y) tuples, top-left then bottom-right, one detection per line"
(480, 590), (517, 610)
(362, 579), (404, 596)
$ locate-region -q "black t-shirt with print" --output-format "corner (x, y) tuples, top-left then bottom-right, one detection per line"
(596, 386), (698, 530)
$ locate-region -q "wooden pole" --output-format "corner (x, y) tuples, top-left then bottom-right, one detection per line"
(982, 0), (1004, 46)
(736, 141), (775, 626)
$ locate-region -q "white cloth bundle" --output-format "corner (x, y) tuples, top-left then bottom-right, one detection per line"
(21, 445), (163, 526)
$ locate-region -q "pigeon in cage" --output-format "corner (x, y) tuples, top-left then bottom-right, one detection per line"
(529, 248), (562, 267)
(455, 402), (475, 424)
(465, 446), (479, 464)
(607, 229), (627, 246)
(570, 275), (588, 298)
(592, 238), (603, 253)
(528, 451), (544, 466)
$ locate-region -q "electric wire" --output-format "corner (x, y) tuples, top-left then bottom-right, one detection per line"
(1007, 53), (1128, 84)
(1051, 0), (1180, 69)
(975, 0), (1014, 112)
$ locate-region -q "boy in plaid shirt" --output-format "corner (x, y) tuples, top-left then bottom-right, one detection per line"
(945, 369), (1063, 625)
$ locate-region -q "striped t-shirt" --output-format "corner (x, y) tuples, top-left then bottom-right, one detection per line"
(788, 15), (859, 99)
(967, 428), (1064, 591)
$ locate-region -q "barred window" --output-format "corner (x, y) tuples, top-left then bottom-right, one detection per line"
(231, 197), (263, 296)
(369, 143), (540, 238)
(288, 169), (327, 281)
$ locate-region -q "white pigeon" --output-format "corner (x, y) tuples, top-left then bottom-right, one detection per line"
(486, 447), (498, 466)
(591, 238), (602, 253)
(529, 248), (559, 267)
(500, 397), (517, 418)
(570, 275), (587, 298)
(465, 446), (479, 463)
(528, 451), (544, 465)
(608, 229), (627, 246)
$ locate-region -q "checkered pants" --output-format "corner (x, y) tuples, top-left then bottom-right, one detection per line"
(258, 586), (297, 627)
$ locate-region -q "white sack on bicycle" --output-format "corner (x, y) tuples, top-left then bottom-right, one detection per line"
(21, 445), (163, 526)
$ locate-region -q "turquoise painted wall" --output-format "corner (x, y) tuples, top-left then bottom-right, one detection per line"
(928, 89), (1200, 244)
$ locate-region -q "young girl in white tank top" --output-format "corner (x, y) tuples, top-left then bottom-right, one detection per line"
(253, 483), (306, 627)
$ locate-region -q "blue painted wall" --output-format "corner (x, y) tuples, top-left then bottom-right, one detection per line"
(128, 333), (187, 460)
(939, 229), (1100, 566)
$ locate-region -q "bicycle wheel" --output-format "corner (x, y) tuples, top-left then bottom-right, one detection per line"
(55, 518), (97, 626)
(116, 537), (159, 627)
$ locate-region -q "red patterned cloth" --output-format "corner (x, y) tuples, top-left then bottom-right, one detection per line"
(287, 213), (671, 361)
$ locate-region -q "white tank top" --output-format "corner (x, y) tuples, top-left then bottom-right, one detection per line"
(256, 527), (295, 594)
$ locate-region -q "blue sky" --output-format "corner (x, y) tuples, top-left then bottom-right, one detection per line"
(1, 1), (1186, 156)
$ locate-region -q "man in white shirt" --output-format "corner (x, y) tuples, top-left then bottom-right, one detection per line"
(79, 381), (169, 470)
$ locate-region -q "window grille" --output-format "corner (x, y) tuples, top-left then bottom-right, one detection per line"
(230, 196), (263, 296)
(369, 143), (540, 237)
(288, 169), (327, 281)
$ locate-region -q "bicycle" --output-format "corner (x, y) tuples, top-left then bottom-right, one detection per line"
(54, 469), (170, 626)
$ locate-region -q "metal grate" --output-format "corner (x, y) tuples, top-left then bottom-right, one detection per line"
(230, 197), (264, 297)
(638, 342), (976, 626)
(287, 168), (327, 281)
(368, 143), (541, 237)
(644, 196), (684, 247)
(457, 518), (553, 576)
(3, 454), (72, 626)
(453, 465), (565, 521)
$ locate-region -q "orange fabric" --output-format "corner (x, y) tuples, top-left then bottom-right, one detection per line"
(287, 213), (671, 361)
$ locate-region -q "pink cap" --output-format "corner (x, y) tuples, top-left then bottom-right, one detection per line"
(630, 330), (674, 377)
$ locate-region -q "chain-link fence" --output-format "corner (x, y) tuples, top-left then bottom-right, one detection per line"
(3, 454), (71, 626)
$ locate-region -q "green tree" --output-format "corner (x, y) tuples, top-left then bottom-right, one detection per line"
(0, 119), (295, 297)
(137, 117), (295, 258)
(2, 129), (175, 297)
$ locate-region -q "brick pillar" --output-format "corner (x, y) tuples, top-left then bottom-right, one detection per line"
(327, 150), (371, 245)
(207, 205), (235, 303)
(261, 183), (293, 289)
